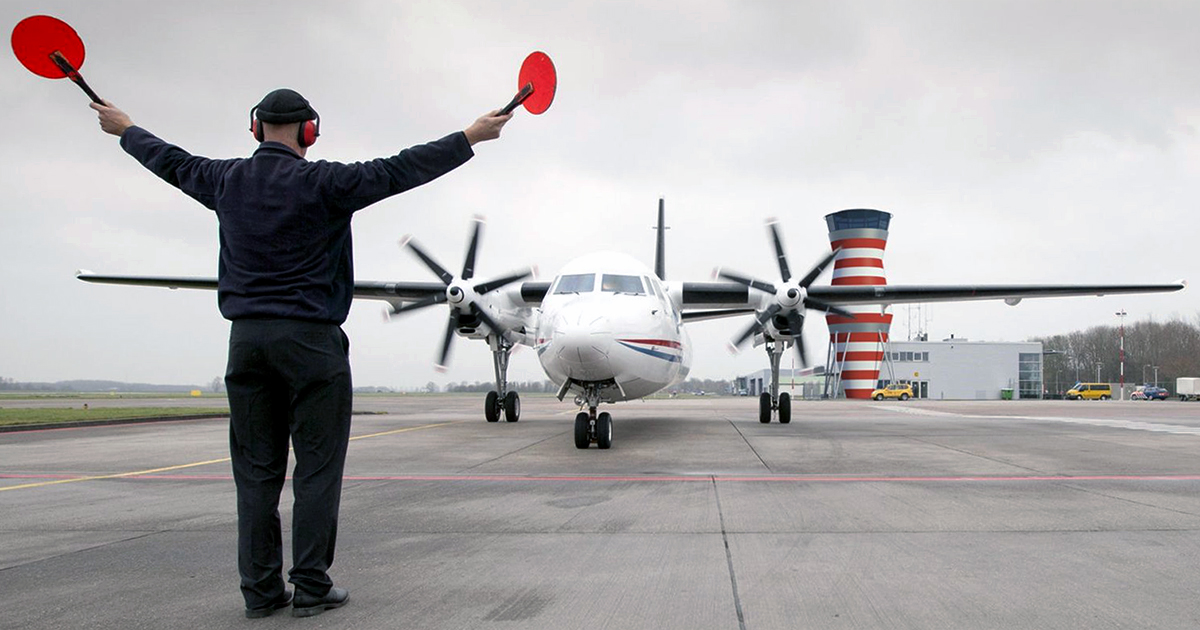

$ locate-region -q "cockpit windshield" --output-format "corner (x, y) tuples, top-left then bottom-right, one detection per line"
(601, 274), (645, 295)
(553, 273), (595, 294)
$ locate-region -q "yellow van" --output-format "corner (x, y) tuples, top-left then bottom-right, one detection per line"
(1066, 383), (1112, 400)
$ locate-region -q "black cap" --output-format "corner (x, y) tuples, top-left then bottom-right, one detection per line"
(253, 88), (317, 124)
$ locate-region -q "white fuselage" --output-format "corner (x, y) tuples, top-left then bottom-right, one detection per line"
(532, 252), (691, 402)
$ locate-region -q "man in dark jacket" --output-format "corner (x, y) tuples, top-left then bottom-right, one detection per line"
(91, 89), (511, 618)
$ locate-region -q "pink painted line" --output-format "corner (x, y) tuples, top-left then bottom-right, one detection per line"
(13, 473), (1198, 483)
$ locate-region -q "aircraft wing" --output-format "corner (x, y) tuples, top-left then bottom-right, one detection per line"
(76, 272), (552, 310)
(805, 281), (1187, 306)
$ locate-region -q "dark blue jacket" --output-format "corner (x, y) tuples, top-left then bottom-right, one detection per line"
(120, 126), (473, 323)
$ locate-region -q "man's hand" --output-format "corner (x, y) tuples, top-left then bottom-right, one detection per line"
(463, 110), (513, 146)
(89, 100), (134, 137)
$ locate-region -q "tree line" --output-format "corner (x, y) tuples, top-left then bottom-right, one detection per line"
(1034, 316), (1200, 395)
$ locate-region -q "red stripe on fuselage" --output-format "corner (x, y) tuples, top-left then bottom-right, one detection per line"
(619, 338), (682, 350)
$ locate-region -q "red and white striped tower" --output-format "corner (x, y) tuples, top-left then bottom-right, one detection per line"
(824, 209), (893, 399)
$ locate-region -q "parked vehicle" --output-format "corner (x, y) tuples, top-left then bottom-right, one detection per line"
(1178, 378), (1200, 401)
(1142, 386), (1170, 400)
(1066, 383), (1112, 400)
(872, 383), (913, 401)
(1131, 387), (1148, 400)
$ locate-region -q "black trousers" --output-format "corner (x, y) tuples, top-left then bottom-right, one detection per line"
(225, 319), (352, 608)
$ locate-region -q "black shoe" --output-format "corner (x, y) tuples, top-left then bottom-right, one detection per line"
(245, 590), (292, 619)
(292, 587), (349, 618)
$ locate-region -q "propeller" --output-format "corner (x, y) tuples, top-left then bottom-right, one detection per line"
(717, 219), (855, 365)
(390, 217), (533, 370)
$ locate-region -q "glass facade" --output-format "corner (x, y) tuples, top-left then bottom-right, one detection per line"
(1019, 352), (1043, 399)
(825, 209), (892, 232)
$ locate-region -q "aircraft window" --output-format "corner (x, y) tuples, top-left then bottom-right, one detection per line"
(644, 276), (661, 298)
(601, 274), (645, 294)
(554, 274), (595, 294)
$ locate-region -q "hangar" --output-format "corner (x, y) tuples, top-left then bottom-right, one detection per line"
(737, 338), (1044, 400)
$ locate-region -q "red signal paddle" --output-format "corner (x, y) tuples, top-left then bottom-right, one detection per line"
(12, 15), (104, 104)
(499, 51), (556, 115)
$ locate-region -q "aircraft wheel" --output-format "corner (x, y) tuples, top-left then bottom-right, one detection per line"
(759, 392), (772, 424)
(574, 412), (590, 449)
(596, 412), (613, 449)
(778, 392), (791, 424)
(485, 391), (500, 423)
(504, 391), (520, 422)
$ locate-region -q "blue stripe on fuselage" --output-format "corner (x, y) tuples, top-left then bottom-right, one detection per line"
(617, 341), (681, 363)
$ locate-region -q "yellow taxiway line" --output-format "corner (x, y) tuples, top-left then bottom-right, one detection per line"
(0, 420), (462, 493)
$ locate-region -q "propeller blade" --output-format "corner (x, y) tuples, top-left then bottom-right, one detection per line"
(804, 297), (857, 320)
(401, 237), (454, 285)
(388, 292), (448, 316)
(729, 303), (782, 351)
(435, 310), (460, 371)
(798, 248), (840, 289)
(474, 268), (534, 295)
(469, 302), (513, 343)
(716, 269), (776, 295)
(461, 217), (484, 281)
(768, 220), (792, 283)
(785, 310), (808, 366)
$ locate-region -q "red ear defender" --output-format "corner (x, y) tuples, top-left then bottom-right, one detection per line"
(249, 106), (264, 142)
(298, 115), (320, 148)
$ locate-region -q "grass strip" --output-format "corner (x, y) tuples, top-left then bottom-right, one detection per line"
(0, 407), (228, 427)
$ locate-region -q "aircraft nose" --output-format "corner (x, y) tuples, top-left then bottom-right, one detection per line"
(548, 310), (613, 377)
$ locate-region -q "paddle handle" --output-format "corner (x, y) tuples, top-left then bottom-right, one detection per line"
(499, 83), (534, 115)
(49, 51), (102, 104)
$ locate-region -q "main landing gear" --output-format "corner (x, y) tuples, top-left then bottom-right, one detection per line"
(484, 337), (520, 423)
(758, 339), (791, 424)
(573, 385), (612, 449)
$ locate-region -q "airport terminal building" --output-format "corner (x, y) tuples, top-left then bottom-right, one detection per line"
(738, 339), (1045, 400)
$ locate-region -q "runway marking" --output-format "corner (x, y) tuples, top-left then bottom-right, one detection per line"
(0, 457), (232, 492)
(874, 405), (1200, 435)
(0, 420), (462, 492)
(12, 473), (1199, 484)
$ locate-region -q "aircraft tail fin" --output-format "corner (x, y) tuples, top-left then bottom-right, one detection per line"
(655, 197), (667, 281)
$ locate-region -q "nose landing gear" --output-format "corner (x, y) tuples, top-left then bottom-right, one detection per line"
(572, 385), (612, 449)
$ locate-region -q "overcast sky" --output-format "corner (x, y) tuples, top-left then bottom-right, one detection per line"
(2, 0), (1196, 389)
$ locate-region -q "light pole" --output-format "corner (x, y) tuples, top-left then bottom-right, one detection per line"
(1116, 310), (1126, 400)
(1143, 364), (1150, 387)
(1154, 366), (1160, 388)
(1097, 362), (1103, 382)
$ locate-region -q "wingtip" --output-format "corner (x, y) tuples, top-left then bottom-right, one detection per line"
(75, 269), (93, 278)
(398, 235), (413, 249)
(434, 364), (449, 374)
(726, 341), (741, 356)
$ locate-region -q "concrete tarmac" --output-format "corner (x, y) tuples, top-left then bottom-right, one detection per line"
(1, 395), (1199, 629)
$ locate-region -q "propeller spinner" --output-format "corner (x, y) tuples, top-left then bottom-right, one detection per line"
(718, 219), (855, 365)
(390, 217), (532, 370)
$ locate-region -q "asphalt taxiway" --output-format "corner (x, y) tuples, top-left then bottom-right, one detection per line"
(2, 395), (1199, 629)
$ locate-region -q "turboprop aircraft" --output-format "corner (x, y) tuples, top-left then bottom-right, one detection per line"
(78, 200), (1186, 450)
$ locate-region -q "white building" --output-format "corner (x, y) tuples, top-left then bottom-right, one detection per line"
(864, 338), (1044, 400)
(737, 338), (1045, 400)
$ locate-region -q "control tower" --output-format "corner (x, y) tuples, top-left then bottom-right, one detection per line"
(823, 209), (894, 399)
